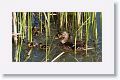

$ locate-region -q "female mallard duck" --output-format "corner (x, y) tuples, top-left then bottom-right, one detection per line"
(55, 31), (70, 44)
(55, 31), (85, 51)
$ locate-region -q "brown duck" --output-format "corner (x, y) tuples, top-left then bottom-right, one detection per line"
(55, 31), (86, 51)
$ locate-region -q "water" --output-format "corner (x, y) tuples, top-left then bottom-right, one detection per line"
(12, 12), (102, 62)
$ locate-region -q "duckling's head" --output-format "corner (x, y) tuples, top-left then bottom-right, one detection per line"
(55, 31), (70, 44)
(28, 42), (36, 48)
(38, 43), (49, 49)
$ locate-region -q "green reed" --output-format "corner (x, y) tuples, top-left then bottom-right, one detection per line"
(85, 12), (88, 56)
(92, 12), (95, 40)
(28, 12), (32, 42)
(12, 12), (17, 62)
(77, 12), (81, 40)
(23, 13), (26, 39)
(65, 12), (68, 32)
(94, 13), (98, 41)
(80, 12), (83, 40)
(48, 12), (50, 36)
(15, 12), (27, 62)
(100, 13), (102, 34)
(39, 12), (43, 34)
(16, 12), (22, 62)
(43, 12), (49, 62)
(60, 12), (64, 31)
(47, 12), (51, 61)
(18, 12), (22, 62)
(74, 12), (77, 57)
(92, 12), (98, 48)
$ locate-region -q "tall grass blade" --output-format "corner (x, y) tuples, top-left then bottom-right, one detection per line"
(43, 12), (48, 62)
(65, 12), (68, 32)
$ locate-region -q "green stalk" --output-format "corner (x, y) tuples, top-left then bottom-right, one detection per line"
(39, 12), (42, 34)
(72, 13), (74, 34)
(28, 12), (32, 42)
(48, 12), (50, 60)
(19, 12), (22, 62)
(40, 12), (43, 34)
(13, 12), (18, 62)
(48, 12), (50, 36)
(16, 12), (22, 62)
(24, 12), (33, 61)
(23, 12), (26, 39)
(74, 33), (77, 56)
(94, 13), (97, 40)
(92, 12), (98, 48)
(16, 12), (26, 62)
(43, 12), (48, 62)
(92, 12), (95, 40)
(65, 12), (68, 32)
(16, 13), (19, 33)
(75, 16), (90, 33)
(94, 13), (98, 48)
(60, 12), (63, 31)
(28, 12), (29, 41)
(85, 12), (88, 56)
(100, 12), (102, 32)
(88, 12), (90, 38)
(77, 12), (81, 40)
(30, 12), (32, 42)
(45, 20), (48, 62)
(80, 13), (83, 40)
(74, 12), (77, 57)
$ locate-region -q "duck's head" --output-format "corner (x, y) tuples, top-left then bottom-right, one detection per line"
(55, 31), (70, 44)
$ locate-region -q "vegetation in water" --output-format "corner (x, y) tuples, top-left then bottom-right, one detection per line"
(12, 12), (102, 62)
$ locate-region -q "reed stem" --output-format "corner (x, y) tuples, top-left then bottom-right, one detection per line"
(43, 12), (48, 62)
(48, 12), (50, 36)
(60, 12), (63, 31)
(28, 12), (32, 42)
(13, 12), (18, 62)
(51, 52), (65, 62)
(65, 12), (68, 32)
(74, 12), (77, 57)
(85, 12), (88, 56)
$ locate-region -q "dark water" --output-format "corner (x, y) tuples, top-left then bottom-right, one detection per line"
(12, 12), (102, 62)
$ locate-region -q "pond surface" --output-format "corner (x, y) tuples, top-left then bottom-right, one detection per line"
(12, 12), (102, 62)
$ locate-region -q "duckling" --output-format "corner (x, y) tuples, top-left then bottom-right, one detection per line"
(76, 41), (85, 49)
(38, 43), (49, 49)
(27, 42), (37, 48)
(32, 26), (40, 36)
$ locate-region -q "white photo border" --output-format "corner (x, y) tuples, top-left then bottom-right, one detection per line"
(0, 0), (114, 74)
